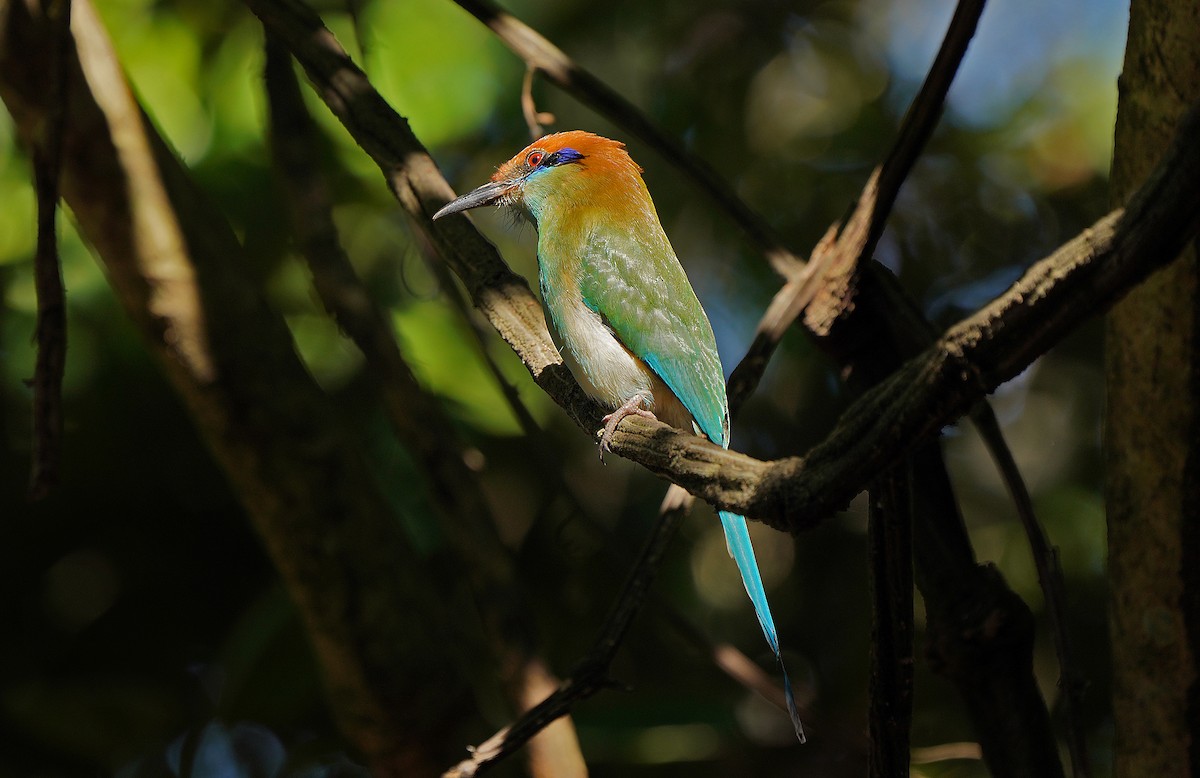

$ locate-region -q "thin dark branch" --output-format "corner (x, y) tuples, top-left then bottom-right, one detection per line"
(1, 3), (478, 770)
(868, 465), (915, 777)
(876, 0), (984, 223)
(28, 0), (72, 501)
(262, 39), (594, 773)
(729, 0), (986, 406)
(344, 0), (367, 63)
(444, 486), (693, 778)
(415, 231), (545, 436)
(970, 403), (1090, 777)
(243, 0), (1200, 536)
(908, 443), (1063, 777)
(262, 35), (518, 592)
(449, 0), (805, 279)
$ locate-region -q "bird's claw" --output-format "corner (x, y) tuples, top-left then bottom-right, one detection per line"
(597, 397), (657, 463)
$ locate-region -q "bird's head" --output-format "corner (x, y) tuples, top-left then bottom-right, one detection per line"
(433, 131), (646, 225)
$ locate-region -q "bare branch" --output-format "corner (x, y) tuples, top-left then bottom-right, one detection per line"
(263, 38), (587, 774)
(242, 0), (1200, 531)
(868, 466), (915, 776)
(729, 0), (986, 405)
(444, 486), (694, 778)
(27, 0), (72, 500)
(971, 403), (1090, 776)
(448, 0), (805, 279)
(0, 3), (475, 771)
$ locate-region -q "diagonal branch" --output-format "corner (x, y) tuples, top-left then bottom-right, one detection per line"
(970, 403), (1090, 775)
(262, 38), (586, 777)
(448, 0), (805, 279)
(0, 3), (475, 772)
(444, 486), (693, 778)
(729, 0), (985, 405)
(243, 0), (1200, 531)
(620, 116), (1200, 527)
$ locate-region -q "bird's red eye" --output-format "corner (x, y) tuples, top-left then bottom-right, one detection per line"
(526, 150), (545, 167)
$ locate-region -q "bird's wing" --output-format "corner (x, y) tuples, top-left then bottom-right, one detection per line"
(575, 224), (729, 446)
(577, 221), (807, 741)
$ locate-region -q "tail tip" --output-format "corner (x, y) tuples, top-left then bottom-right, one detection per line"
(783, 674), (807, 743)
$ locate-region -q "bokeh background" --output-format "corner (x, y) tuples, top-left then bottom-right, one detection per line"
(1, 0), (1126, 775)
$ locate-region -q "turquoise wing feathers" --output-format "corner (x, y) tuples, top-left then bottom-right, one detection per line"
(575, 224), (806, 742)
(434, 129), (805, 740)
(574, 226), (729, 445)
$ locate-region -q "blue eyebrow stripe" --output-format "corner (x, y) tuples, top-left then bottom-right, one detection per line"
(546, 148), (585, 166)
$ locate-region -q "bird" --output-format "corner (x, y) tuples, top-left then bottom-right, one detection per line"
(433, 130), (804, 741)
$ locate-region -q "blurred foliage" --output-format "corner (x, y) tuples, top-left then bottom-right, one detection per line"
(1, 0), (1127, 774)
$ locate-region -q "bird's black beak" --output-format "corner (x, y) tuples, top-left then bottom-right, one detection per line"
(432, 181), (510, 220)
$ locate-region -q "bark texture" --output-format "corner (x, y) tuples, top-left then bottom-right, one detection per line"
(1106, 0), (1200, 774)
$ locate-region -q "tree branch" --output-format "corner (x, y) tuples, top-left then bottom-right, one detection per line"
(0, 3), (474, 772)
(970, 403), (1090, 775)
(868, 465), (915, 777)
(444, 486), (693, 778)
(262, 38), (586, 776)
(242, 0), (1200, 531)
(448, 0), (805, 279)
(27, 0), (72, 500)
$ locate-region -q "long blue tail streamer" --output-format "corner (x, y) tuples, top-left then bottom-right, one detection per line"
(719, 510), (806, 742)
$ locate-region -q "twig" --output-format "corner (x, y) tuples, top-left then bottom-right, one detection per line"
(28, 0), (72, 500)
(409, 228), (545, 437)
(1, 2), (475, 772)
(262, 38), (586, 774)
(730, 0), (986, 405)
(520, 65), (553, 141)
(449, 0), (805, 279)
(444, 486), (693, 778)
(243, 0), (1200, 540)
(911, 741), (983, 763)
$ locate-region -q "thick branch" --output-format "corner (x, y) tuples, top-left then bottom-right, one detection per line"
(243, 0), (1200, 532)
(262, 40), (586, 776)
(616, 113), (1200, 529)
(0, 3), (469, 773)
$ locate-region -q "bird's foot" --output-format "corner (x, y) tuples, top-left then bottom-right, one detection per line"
(598, 396), (657, 462)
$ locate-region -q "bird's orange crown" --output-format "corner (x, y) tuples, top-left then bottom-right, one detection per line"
(491, 130), (643, 185)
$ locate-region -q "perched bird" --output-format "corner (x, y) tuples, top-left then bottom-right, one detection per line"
(434, 131), (804, 741)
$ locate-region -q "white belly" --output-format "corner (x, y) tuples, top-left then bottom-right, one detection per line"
(546, 293), (693, 431)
